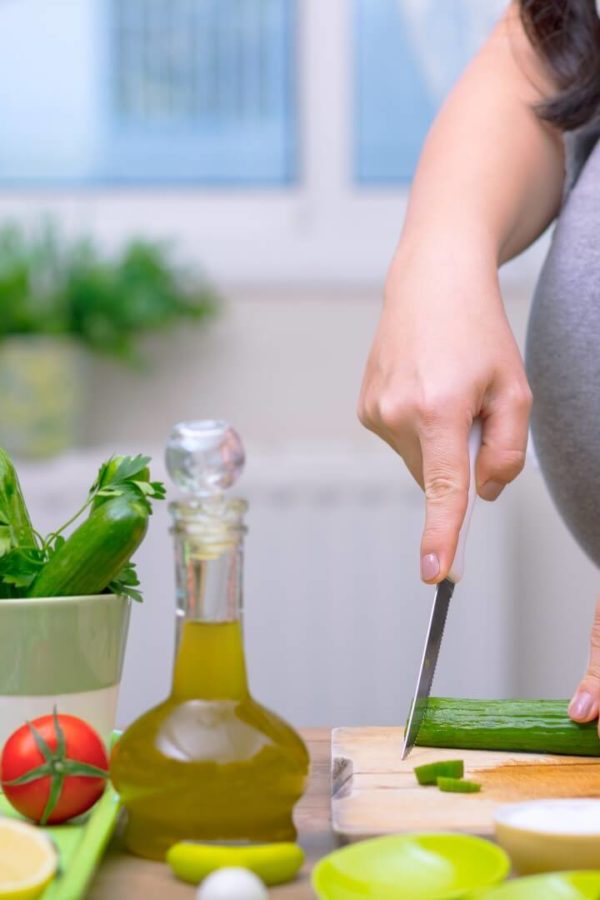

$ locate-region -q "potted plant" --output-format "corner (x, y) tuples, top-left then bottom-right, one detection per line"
(0, 448), (165, 746)
(0, 222), (218, 458)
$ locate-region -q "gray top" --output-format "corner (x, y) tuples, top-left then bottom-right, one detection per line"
(525, 125), (600, 566)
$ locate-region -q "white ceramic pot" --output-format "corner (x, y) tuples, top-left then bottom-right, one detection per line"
(0, 593), (131, 747)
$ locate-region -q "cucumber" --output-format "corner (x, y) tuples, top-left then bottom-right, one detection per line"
(414, 760), (464, 786)
(416, 698), (600, 757)
(166, 842), (304, 887)
(0, 447), (36, 549)
(437, 777), (480, 794)
(30, 495), (148, 598)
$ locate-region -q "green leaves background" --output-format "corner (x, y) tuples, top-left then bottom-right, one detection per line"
(0, 222), (219, 365)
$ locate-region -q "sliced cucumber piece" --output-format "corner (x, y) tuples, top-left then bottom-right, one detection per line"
(437, 776), (481, 794)
(414, 760), (465, 786)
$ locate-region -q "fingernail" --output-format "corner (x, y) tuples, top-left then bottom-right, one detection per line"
(569, 691), (594, 720)
(421, 553), (440, 582)
(479, 480), (504, 502)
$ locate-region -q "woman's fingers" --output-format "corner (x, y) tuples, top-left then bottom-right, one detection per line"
(477, 380), (533, 502)
(568, 596), (600, 724)
(359, 379), (475, 584)
(419, 418), (471, 583)
(357, 255), (533, 587)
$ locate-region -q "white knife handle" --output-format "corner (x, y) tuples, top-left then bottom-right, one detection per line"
(448, 419), (482, 584)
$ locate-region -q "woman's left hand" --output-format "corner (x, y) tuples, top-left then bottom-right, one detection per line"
(569, 597), (600, 729)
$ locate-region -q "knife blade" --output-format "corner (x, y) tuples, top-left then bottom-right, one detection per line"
(401, 577), (454, 759)
(401, 420), (482, 760)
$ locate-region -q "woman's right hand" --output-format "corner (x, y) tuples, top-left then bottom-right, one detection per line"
(357, 240), (532, 584)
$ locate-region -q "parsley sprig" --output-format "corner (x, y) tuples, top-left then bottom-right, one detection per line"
(89, 454), (166, 509)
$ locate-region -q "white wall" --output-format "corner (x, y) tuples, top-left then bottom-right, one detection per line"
(83, 285), (380, 451)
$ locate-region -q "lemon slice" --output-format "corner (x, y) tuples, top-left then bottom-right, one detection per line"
(0, 820), (57, 900)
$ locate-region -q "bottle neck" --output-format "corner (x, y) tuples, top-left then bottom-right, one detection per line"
(174, 538), (244, 624)
(170, 497), (248, 700)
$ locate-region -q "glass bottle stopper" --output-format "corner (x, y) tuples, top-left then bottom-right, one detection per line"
(165, 420), (245, 498)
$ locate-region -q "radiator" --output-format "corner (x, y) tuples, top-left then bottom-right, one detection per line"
(20, 445), (517, 729)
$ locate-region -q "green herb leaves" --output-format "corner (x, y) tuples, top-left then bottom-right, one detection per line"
(0, 222), (218, 367)
(108, 562), (143, 604)
(0, 548), (46, 590)
(0, 522), (12, 558)
(91, 454), (166, 514)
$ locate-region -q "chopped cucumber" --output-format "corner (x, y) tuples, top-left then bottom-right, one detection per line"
(437, 776), (481, 794)
(414, 760), (465, 786)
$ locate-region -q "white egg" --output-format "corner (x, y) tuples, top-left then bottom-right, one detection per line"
(197, 867), (268, 900)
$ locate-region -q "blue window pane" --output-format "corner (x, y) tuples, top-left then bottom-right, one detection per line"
(102, 0), (297, 183)
(0, 0), (296, 185)
(355, 0), (502, 183)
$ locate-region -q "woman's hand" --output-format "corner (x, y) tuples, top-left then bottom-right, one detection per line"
(358, 241), (532, 584)
(569, 598), (600, 727)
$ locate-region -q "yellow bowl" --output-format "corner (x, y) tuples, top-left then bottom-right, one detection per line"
(494, 800), (600, 875)
(312, 833), (510, 899)
(480, 871), (600, 899)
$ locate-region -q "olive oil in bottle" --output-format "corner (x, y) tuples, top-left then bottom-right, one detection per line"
(111, 421), (309, 860)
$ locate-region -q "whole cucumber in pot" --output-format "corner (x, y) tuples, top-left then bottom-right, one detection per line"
(30, 494), (149, 598)
(0, 447), (36, 549)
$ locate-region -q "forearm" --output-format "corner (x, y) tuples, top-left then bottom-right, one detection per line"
(400, 3), (565, 269)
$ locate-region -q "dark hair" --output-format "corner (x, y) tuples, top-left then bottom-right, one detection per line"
(520, 0), (600, 129)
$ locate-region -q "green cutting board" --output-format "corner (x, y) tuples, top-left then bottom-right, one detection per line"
(0, 788), (121, 900)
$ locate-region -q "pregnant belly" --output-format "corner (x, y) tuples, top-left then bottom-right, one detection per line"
(525, 141), (600, 566)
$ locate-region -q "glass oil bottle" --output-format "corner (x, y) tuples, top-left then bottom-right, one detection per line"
(111, 421), (309, 860)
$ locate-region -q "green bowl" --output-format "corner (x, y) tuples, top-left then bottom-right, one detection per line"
(478, 871), (600, 899)
(312, 833), (511, 899)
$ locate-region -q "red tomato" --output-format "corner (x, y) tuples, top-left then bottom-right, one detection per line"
(0, 712), (109, 825)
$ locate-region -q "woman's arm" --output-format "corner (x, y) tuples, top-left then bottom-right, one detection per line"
(404, 2), (564, 265)
(358, 3), (565, 584)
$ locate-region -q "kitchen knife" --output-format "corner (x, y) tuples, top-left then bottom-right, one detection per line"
(401, 420), (482, 760)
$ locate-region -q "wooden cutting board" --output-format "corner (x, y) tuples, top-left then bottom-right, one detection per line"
(332, 727), (600, 841)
